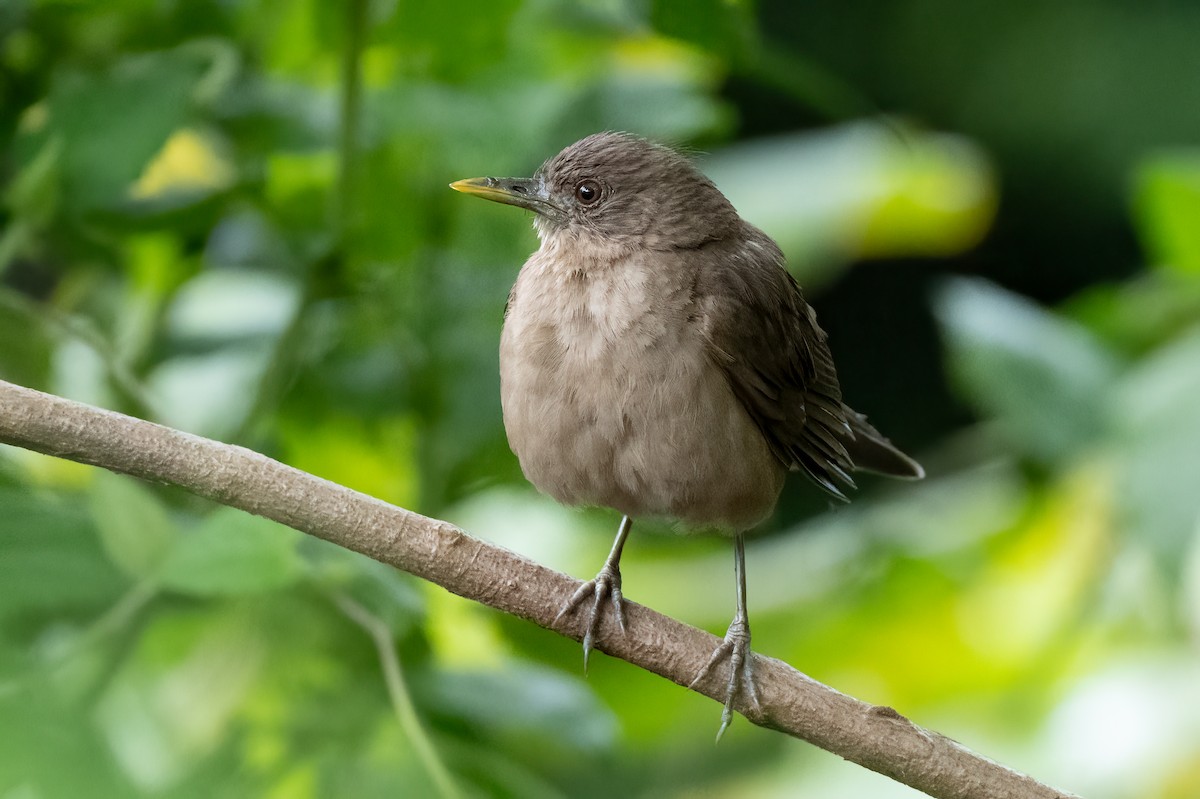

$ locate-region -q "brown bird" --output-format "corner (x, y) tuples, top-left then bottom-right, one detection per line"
(451, 131), (923, 737)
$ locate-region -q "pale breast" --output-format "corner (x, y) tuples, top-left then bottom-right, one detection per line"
(499, 244), (785, 532)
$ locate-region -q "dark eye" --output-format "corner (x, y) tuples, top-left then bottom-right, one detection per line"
(574, 180), (601, 205)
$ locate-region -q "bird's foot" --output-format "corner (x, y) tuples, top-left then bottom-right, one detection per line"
(689, 614), (761, 741)
(555, 562), (626, 672)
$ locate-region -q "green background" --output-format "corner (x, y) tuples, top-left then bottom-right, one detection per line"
(3, 1), (1200, 797)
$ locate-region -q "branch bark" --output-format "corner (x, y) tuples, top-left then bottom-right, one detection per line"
(0, 379), (1078, 799)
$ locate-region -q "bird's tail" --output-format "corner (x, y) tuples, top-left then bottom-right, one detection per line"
(840, 409), (924, 480)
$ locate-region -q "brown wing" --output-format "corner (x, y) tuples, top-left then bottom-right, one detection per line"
(695, 226), (922, 500)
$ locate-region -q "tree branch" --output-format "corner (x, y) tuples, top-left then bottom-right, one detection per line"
(0, 379), (1078, 799)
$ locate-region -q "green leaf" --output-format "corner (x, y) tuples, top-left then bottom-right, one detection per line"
(935, 278), (1120, 462)
(160, 508), (304, 596)
(649, 0), (756, 60)
(378, 0), (523, 82)
(701, 124), (996, 281)
(146, 344), (275, 440)
(0, 485), (125, 624)
(3, 135), (62, 226)
(89, 471), (176, 579)
(422, 664), (617, 754)
(0, 289), (53, 387)
(1133, 152), (1200, 276)
(1113, 327), (1200, 563)
(0, 688), (134, 798)
(44, 48), (205, 211)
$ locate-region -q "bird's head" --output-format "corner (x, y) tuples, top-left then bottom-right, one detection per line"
(451, 132), (741, 250)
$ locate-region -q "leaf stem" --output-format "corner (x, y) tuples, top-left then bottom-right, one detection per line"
(332, 591), (462, 799)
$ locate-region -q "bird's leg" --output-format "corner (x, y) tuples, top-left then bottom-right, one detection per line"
(690, 532), (761, 740)
(555, 515), (632, 671)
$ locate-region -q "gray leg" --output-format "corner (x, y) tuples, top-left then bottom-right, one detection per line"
(555, 515), (631, 670)
(690, 532), (761, 740)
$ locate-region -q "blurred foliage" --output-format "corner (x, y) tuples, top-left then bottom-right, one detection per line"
(1, 1), (1199, 798)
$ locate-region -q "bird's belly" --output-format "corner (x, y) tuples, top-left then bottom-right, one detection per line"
(499, 318), (784, 532)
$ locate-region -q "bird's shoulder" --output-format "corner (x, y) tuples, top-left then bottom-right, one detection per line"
(688, 224), (857, 497)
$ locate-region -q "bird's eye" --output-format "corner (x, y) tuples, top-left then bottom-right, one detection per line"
(574, 180), (602, 205)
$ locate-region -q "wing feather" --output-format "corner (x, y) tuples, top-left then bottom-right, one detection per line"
(695, 225), (921, 499)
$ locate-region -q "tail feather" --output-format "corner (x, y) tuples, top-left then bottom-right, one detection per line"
(840, 409), (924, 480)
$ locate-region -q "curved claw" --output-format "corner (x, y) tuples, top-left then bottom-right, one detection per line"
(689, 616), (761, 742)
(555, 563), (625, 671)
